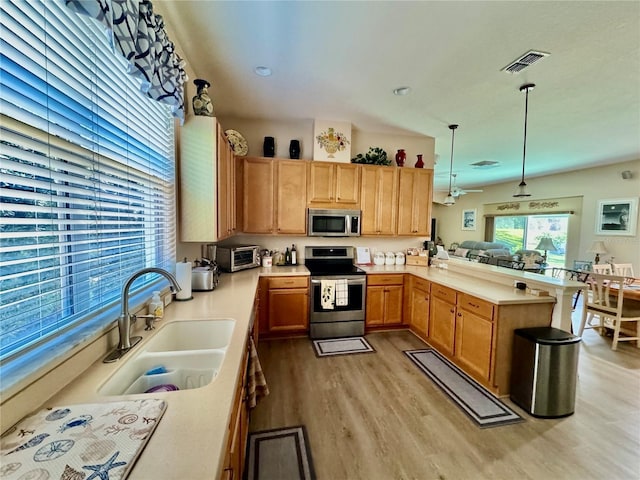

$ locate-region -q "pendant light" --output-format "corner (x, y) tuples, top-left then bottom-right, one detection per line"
(443, 124), (458, 206)
(514, 83), (535, 197)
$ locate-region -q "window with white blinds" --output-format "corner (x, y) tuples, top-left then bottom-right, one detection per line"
(0, 1), (176, 364)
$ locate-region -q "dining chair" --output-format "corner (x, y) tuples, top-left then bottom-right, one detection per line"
(592, 264), (612, 274)
(578, 273), (640, 350)
(612, 263), (635, 277)
(551, 268), (590, 312)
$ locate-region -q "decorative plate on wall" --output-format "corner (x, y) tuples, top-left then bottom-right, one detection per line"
(225, 129), (248, 156)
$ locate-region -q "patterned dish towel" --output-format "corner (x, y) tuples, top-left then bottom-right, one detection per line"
(320, 279), (336, 310)
(0, 398), (167, 480)
(247, 337), (269, 409)
(335, 279), (349, 307)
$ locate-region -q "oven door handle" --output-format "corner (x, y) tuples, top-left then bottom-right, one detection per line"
(310, 278), (366, 285)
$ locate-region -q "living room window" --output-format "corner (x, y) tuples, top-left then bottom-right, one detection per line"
(0, 1), (176, 388)
(493, 214), (568, 267)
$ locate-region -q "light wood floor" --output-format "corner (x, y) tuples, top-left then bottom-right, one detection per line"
(251, 312), (640, 480)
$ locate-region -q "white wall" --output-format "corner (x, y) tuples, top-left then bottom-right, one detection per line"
(433, 159), (640, 271)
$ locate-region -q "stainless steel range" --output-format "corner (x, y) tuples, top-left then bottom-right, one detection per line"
(305, 246), (366, 339)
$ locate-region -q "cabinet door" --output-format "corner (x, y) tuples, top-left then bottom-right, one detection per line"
(429, 296), (456, 356)
(409, 284), (430, 339)
(334, 163), (360, 206)
(455, 309), (494, 382)
(276, 161), (307, 234)
(397, 169), (433, 236)
(383, 285), (404, 325)
(365, 286), (385, 326)
(307, 162), (335, 204)
(217, 128), (235, 240)
(268, 288), (309, 332)
(243, 158), (275, 233)
(360, 166), (398, 235)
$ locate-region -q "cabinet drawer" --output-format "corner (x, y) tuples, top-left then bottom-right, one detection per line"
(431, 284), (456, 303)
(458, 293), (494, 320)
(412, 277), (430, 292)
(268, 276), (309, 289)
(367, 274), (404, 286)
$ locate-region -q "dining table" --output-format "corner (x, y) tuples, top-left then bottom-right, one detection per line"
(609, 277), (640, 302)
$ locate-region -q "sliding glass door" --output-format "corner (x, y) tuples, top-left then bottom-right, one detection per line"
(494, 214), (569, 268)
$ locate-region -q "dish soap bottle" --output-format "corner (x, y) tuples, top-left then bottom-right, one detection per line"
(149, 291), (164, 319)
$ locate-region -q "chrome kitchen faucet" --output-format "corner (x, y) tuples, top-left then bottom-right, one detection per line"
(103, 267), (181, 363)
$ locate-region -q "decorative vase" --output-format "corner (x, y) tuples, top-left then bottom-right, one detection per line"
(289, 140), (301, 159)
(415, 154), (424, 168)
(395, 149), (406, 167)
(263, 136), (275, 157)
(192, 79), (214, 117)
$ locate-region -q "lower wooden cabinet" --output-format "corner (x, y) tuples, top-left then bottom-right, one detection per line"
(407, 276), (430, 339)
(428, 284), (457, 356)
(220, 340), (250, 480)
(366, 274), (404, 327)
(259, 276), (309, 337)
(454, 295), (494, 382)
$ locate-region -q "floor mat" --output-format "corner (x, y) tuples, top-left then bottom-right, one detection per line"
(246, 426), (315, 480)
(312, 336), (375, 357)
(404, 348), (524, 428)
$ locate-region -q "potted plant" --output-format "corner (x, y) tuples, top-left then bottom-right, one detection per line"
(351, 147), (390, 165)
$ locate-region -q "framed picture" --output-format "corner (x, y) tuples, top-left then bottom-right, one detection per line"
(462, 208), (477, 231)
(595, 198), (638, 236)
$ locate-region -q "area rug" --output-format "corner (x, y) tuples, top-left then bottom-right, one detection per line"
(404, 349), (524, 428)
(312, 336), (375, 357)
(246, 426), (316, 480)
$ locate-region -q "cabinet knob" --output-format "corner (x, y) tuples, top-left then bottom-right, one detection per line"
(450, 309), (455, 313)
(457, 312), (462, 317)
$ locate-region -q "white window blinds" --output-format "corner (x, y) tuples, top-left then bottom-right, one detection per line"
(0, 1), (176, 363)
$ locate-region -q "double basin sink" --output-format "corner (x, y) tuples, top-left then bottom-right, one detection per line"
(98, 319), (235, 396)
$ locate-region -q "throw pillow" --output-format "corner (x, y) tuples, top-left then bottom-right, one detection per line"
(454, 247), (470, 258)
(522, 253), (542, 268)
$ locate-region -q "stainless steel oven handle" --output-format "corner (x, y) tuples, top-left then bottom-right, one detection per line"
(310, 277), (366, 285)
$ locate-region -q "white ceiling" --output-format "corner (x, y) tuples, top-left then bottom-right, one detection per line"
(156, 1), (640, 192)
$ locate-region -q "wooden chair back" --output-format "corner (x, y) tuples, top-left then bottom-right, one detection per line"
(592, 264), (612, 274)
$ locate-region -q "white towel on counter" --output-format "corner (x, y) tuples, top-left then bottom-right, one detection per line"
(335, 279), (349, 306)
(320, 279), (336, 310)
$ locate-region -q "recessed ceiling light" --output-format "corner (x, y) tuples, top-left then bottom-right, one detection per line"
(393, 87), (411, 96)
(254, 66), (272, 77)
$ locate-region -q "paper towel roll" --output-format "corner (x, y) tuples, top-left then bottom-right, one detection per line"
(175, 261), (192, 300)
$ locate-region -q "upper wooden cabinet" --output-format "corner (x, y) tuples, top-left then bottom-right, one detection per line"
(307, 162), (360, 208)
(360, 166), (398, 235)
(397, 169), (433, 236)
(179, 116), (236, 242)
(242, 158), (307, 234)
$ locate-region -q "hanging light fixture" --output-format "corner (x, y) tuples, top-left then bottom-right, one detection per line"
(514, 83), (535, 198)
(443, 124), (458, 206)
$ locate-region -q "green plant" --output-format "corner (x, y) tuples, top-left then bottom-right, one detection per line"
(351, 147), (390, 165)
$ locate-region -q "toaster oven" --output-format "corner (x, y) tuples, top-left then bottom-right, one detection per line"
(216, 245), (261, 272)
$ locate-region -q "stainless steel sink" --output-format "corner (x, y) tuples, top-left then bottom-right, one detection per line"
(98, 318), (235, 396)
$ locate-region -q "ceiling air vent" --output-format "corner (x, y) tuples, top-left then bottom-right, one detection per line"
(501, 50), (550, 74)
(470, 160), (499, 169)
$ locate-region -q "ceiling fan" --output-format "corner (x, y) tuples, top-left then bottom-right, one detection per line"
(445, 174), (484, 198)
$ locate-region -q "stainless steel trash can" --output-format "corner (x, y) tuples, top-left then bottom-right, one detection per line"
(510, 327), (581, 418)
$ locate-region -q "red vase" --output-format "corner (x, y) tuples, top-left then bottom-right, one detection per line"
(395, 149), (406, 167)
(415, 154), (424, 168)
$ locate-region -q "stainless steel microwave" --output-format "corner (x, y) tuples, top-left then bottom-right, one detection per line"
(216, 245), (261, 272)
(307, 208), (361, 237)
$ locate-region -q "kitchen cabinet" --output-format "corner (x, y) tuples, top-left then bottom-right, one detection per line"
(428, 284), (457, 356)
(397, 169), (433, 236)
(180, 116), (237, 242)
(307, 162), (360, 208)
(366, 274), (404, 327)
(220, 337), (249, 480)
(407, 276), (430, 340)
(360, 165), (398, 235)
(242, 158), (307, 234)
(454, 294), (494, 382)
(259, 276), (309, 336)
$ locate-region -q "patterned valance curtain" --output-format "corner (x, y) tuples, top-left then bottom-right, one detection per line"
(63, 0), (187, 122)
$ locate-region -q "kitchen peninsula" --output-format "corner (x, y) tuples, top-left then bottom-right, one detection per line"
(5, 262), (572, 479)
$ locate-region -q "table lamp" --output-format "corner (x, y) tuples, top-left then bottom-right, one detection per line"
(535, 237), (558, 263)
(588, 240), (607, 264)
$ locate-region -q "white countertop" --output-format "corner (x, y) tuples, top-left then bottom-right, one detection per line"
(30, 262), (552, 479)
